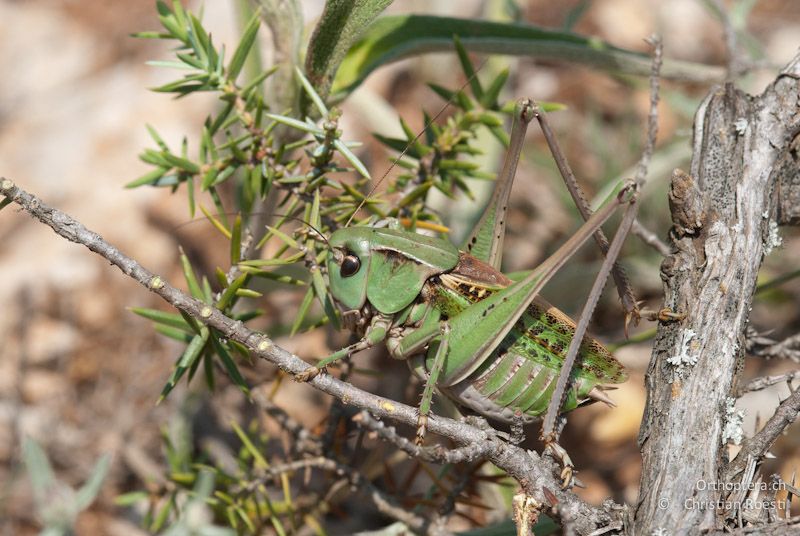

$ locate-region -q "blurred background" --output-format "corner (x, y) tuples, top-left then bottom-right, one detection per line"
(1, 0), (799, 534)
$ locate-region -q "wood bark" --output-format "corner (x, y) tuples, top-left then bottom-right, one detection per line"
(634, 55), (800, 534)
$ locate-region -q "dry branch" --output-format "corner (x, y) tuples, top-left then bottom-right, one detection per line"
(634, 54), (800, 534)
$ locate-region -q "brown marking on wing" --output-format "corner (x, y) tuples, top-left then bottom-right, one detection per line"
(449, 252), (513, 287)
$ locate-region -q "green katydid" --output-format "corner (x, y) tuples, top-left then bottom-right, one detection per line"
(296, 98), (638, 480)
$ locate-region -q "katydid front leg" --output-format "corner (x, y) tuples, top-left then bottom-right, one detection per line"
(295, 314), (391, 381)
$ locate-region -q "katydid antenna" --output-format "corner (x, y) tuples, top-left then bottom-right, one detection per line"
(343, 56), (489, 228)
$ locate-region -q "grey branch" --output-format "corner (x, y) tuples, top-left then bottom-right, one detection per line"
(0, 178), (620, 535)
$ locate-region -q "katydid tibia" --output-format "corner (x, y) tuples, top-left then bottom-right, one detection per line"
(299, 99), (636, 480)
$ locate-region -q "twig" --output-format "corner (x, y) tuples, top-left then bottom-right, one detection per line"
(747, 332), (800, 363)
(438, 461), (482, 518)
(725, 386), (800, 482)
(706, 0), (744, 78)
(737, 371), (800, 396)
(251, 385), (322, 455)
(354, 411), (495, 464)
(0, 179), (619, 534)
(631, 219), (670, 256)
(634, 35), (663, 187)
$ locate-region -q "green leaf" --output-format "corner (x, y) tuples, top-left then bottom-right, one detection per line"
(22, 438), (55, 502)
(312, 268), (340, 330)
(210, 333), (249, 395)
(303, 0), (393, 105)
(480, 67), (509, 109)
(154, 325), (194, 343)
(75, 454), (111, 510)
(180, 251), (205, 299)
(146, 124), (170, 150)
(265, 113), (324, 135)
(333, 15), (723, 98)
(453, 35), (483, 100)
(290, 286), (315, 336)
(161, 152), (200, 174)
(228, 12), (261, 81)
(125, 167), (170, 188)
(216, 273), (248, 311)
(235, 288), (262, 298)
(114, 491), (149, 506)
(159, 328), (209, 402)
(198, 204), (232, 239)
(238, 252), (305, 267)
(230, 421), (269, 468)
(373, 134), (420, 157)
(263, 225), (300, 249)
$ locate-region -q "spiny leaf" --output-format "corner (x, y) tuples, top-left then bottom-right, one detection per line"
(290, 286), (315, 336)
(265, 113), (324, 135)
(334, 139), (370, 179)
(230, 214), (242, 265)
(130, 307), (192, 331)
(453, 35), (483, 100)
(295, 66), (328, 116)
(228, 12), (261, 81)
(210, 333), (249, 396)
(159, 328), (209, 402)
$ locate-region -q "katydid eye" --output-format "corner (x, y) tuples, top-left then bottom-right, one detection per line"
(340, 254), (361, 277)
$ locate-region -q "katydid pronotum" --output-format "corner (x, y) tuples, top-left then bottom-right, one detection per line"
(297, 98), (644, 486)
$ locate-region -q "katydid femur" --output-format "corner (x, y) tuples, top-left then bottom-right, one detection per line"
(299, 99), (638, 485)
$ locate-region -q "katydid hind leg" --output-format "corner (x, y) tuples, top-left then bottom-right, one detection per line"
(541, 193), (639, 441)
(533, 104), (640, 326)
(462, 99), (534, 270)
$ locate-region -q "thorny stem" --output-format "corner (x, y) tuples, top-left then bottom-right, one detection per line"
(0, 179), (620, 534)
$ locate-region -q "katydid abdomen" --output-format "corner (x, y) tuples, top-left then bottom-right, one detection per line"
(413, 252), (626, 423)
(324, 224), (628, 428)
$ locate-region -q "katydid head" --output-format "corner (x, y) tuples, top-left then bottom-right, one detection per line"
(327, 228), (373, 312)
(326, 226), (460, 316)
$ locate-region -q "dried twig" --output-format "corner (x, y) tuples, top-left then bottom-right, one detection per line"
(737, 371), (800, 396)
(747, 332), (800, 363)
(725, 386), (800, 482)
(247, 456), (449, 536)
(354, 411), (496, 465)
(631, 219), (671, 256)
(634, 35), (663, 187)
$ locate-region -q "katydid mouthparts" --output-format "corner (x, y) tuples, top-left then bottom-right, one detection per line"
(298, 100), (635, 462)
